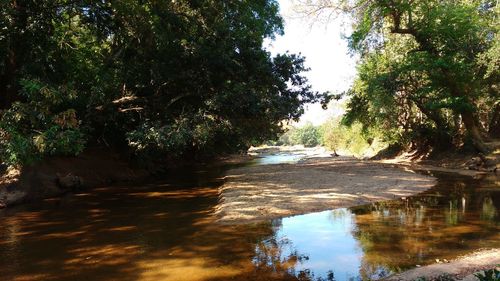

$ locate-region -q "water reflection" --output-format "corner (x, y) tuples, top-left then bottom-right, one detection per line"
(254, 173), (499, 281)
(255, 210), (366, 281)
(251, 153), (305, 165)
(0, 168), (498, 281)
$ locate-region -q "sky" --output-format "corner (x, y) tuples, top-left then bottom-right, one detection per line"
(265, 0), (357, 126)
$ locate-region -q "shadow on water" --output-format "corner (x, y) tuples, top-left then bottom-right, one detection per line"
(0, 156), (498, 281)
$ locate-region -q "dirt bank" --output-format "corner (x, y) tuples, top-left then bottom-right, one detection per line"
(216, 156), (436, 223)
(385, 249), (500, 281)
(0, 148), (150, 208)
(376, 141), (500, 177)
(378, 153), (499, 178)
(0, 149), (255, 209)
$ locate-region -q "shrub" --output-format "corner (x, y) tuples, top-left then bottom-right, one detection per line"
(291, 123), (321, 147)
(0, 80), (87, 166)
(320, 118), (386, 157)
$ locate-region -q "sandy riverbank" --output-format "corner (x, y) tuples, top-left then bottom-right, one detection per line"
(216, 155), (437, 223)
(385, 249), (500, 281)
(216, 146), (499, 279)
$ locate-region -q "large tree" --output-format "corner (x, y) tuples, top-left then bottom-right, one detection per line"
(294, 0), (499, 152)
(0, 0), (322, 165)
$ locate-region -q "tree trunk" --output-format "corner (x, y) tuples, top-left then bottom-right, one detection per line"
(0, 0), (24, 109)
(0, 48), (19, 109)
(390, 12), (488, 152)
(411, 98), (452, 149)
(453, 114), (462, 133)
(438, 71), (488, 152)
(461, 111), (490, 153)
(489, 103), (500, 139)
(413, 101), (447, 130)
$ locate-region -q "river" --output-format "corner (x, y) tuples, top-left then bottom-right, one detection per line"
(0, 154), (498, 281)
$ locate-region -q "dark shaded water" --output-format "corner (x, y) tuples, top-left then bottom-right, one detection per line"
(0, 157), (498, 281)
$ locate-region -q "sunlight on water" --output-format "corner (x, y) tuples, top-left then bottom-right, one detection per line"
(0, 160), (498, 281)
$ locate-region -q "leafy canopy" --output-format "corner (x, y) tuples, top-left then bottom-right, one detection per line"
(0, 0), (324, 165)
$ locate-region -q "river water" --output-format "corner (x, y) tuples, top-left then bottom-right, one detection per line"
(0, 154), (498, 281)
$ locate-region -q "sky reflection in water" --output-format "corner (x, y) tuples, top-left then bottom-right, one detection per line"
(254, 173), (499, 281)
(251, 154), (305, 165)
(258, 209), (365, 281)
(0, 153), (498, 281)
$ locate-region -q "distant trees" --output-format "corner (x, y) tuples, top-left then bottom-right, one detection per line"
(321, 119), (380, 157)
(275, 119), (382, 156)
(0, 0), (323, 165)
(292, 123), (322, 147)
(277, 123), (321, 147)
(294, 0), (499, 153)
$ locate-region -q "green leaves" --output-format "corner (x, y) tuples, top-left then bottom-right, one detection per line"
(340, 0), (498, 150)
(1, 0), (320, 165)
(0, 79), (87, 166)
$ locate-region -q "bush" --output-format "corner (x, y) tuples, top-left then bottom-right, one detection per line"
(292, 123), (321, 147)
(320, 118), (386, 157)
(0, 80), (87, 166)
(276, 123), (321, 147)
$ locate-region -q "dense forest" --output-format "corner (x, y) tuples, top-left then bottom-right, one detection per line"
(1, 0), (499, 168)
(294, 0), (499, 154)
(0, 0), (323, 166)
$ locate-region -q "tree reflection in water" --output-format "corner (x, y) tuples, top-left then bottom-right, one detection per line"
(253, 173), (499, 281)
(0, 170), (497, 281)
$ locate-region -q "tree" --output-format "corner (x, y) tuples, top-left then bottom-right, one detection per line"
(291, 122), (322, 147)
(0, 0), (323, 165)
(293, 0), (499, 152)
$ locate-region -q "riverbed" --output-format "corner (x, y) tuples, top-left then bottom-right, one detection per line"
(0, 152), (498, 281)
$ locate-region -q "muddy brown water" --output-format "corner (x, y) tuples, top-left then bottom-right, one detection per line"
(0, 156), (499, 281)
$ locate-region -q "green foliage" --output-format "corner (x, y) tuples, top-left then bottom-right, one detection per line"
(0, 0), (322, 166)
(273, 117), (386, 157)
(337, 0), (499, 152)
(0, 80), (87, 166)
(291, 123), (322, 147)
(321, 118), (386, 157)
(277, 123), (322, 147)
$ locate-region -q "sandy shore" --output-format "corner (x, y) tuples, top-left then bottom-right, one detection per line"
(216, 156), (436, 223)
(216, 147), (499, 279)
(385, 249), (500, 281)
